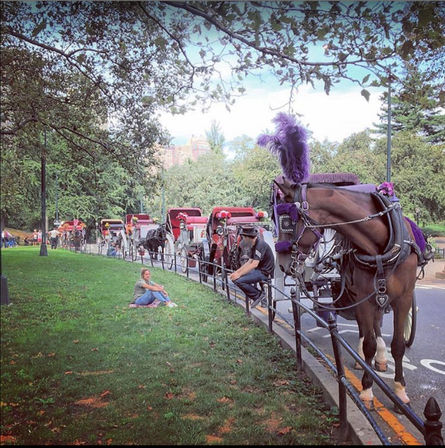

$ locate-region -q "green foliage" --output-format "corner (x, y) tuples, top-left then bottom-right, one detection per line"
(311, 130), (386, 184)
(205, 121), (225, 154)
(148, 152), (244, 217)
(373, 64), (444, 144)
(310, 129), (444, 222)
(232, 144), (282, 210)
(376, 132), (445, 221)
(2, 2), (443, 228)
(1, 248), (339, 445)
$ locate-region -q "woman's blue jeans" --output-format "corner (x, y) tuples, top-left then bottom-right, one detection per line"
(135, 290), (171, 305)
(232, 269), (267, 301)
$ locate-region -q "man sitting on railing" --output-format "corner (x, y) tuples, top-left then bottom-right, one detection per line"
(229, 225), (274, 309)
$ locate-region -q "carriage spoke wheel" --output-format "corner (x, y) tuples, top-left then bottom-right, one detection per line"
(199, 255), (209, 283)
(404, 293), (417, 347)
(163, 238), (174, 270)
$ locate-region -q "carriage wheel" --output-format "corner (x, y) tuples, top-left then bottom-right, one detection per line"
(199, 254), (209, 283)
(128, 244), (133, 261)
(163, 237), (175, 270)
(404, 293), (417, 347)
(179, 248), (188, 273)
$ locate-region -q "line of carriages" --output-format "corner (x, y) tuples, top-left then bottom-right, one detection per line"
(59, 206), (272, 275)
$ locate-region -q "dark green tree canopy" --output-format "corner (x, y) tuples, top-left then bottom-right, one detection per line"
(373, 64), (445, 144)
(2, 1), (444, 228)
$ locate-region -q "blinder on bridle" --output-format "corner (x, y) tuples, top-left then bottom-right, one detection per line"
(271, 183), (323, 273)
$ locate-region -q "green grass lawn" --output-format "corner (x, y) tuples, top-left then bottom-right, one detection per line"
(1, 247), (339, 445)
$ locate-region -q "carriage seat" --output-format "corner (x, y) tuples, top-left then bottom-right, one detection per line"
(308, 172), (360, 185)
(308, 172), (376, 194)
(227, 216), (259, 225)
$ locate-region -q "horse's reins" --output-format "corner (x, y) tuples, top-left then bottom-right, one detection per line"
(274, 183), (408, 311)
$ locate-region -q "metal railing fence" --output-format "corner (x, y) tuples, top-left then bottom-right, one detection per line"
(65, 242), (443, 445)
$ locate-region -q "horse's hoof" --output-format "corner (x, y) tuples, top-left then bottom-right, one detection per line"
(374, 360), (387, 372)
(354, 361), (364, 370)
(393, 402), (411, 415)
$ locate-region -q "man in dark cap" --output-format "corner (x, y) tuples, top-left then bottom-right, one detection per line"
(229, 225), (275, 308)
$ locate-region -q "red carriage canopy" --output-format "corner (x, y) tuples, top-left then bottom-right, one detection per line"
(166, 208), (204, 240)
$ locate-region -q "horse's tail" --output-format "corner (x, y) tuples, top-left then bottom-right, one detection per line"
(257, 112), (310, 184)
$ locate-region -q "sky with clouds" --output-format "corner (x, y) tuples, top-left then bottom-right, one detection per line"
(159, 81), (385, 147)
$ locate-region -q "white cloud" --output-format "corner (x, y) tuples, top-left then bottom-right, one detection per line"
(159, 84), (384, 146)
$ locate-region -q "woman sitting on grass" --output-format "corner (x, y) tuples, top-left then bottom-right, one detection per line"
(130, 268), (177, 308)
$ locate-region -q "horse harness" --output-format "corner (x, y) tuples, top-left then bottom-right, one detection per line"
(274, 183), (419, 310)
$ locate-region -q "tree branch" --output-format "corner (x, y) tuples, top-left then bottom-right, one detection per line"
(165, 2), (385, 68)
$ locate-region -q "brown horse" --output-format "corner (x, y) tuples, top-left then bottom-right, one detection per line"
(259, 113), (430, 409)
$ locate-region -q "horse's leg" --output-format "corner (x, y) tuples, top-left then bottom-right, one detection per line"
(391, 293), (412, 406)
(355, 311), (386, 370)
(354, 327), (365, 370)
(374, 309), (388, 372)
(357, 306), (377, 410)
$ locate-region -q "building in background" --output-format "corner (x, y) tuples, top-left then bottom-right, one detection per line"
(160, 135), (210, 169)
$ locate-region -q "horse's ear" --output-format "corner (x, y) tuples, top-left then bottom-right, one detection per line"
(274, 175), (296, 202)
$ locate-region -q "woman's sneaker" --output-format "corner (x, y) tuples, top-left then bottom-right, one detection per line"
(167, 302), (178, 308)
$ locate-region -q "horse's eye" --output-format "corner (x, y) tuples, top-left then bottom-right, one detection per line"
(279, 215), (294, 233)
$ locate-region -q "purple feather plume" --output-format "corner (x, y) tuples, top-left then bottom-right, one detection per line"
(257, 112), (310, 183)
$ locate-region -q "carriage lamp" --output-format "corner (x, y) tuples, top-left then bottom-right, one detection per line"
(216, 225), (224, 236)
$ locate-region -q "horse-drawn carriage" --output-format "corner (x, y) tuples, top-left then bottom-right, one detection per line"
(261, 112), (433, 410)
(205, 206), (270, 274)
(58, 219), (86, 251)
(163, 207), (208, 271)
(98, 218), (126, 256)
(125, 214), (156, 261)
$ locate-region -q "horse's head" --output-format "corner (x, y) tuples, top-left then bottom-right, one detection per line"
(258, 112), (319, 277)
(271, 176), (322, 277)
(156, 224), (167, 240)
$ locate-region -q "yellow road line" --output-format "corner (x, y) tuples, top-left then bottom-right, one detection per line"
(231, 288), (422, 444)
(333, 357), (422, 445)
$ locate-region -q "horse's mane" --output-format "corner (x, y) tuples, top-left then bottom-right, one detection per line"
(257, 112), (310, 184)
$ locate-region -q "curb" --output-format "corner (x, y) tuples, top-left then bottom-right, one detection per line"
(247, 307), (382, 445)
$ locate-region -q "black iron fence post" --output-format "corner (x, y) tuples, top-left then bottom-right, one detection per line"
(328, 313), (348, 441)
(267, 279), (273, 333)
(290, 287), (302, 369)
(225, 270), (231, 302)
(213, 265), (216, 292)
(423, 397), (444, 445)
